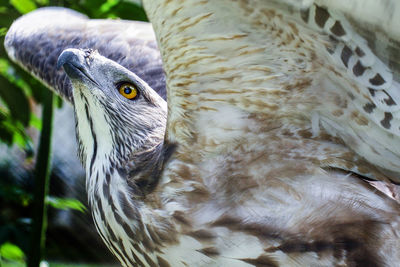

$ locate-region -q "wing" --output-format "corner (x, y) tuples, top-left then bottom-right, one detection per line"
(281, 0), (400, 77)
(144, 0), (400, 183)
(4, 7), (166, 102)
(142, 2), (400, 265)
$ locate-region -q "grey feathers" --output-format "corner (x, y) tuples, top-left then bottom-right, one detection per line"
(4, 7), (166, 102)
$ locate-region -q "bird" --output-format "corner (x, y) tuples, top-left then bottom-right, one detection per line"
(4, 1), (400, 266)
(3, 6), (166, 102)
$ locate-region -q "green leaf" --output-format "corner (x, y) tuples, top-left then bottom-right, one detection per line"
(0, 242), (25, 262)
(110, 1), (147, 21)
(35, 0), (48, 5)
(46, 197), (87, 213)
(29, 113), (42, 130)
(0, 111), (31, 148)
(0, 59), (33, 97)
(0, 59), (31, 126)
(99, 0), (119, 14)
(55, 95), (63, 109)
(0, 27), (7, 36)
(10, 0), (37, 14)
(12, 128), (27, 148)
(0, 111), (13, 144)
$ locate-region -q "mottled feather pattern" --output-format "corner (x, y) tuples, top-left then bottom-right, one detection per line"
(143, 0), (400, 266)
(145, 0), (400, 180)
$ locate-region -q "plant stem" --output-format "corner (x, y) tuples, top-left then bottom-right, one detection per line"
(27, 90), (54, 267)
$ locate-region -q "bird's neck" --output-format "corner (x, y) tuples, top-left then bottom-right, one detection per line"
(80, 133), (166, 266)
(87, 163), (142, 266)
(72, 88), (172, 265)
(86, 141), (173, 266)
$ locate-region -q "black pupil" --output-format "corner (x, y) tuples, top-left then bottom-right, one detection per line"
(124, 87), (132, 94)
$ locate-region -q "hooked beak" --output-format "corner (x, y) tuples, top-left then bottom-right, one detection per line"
(57, 48), (98, 85)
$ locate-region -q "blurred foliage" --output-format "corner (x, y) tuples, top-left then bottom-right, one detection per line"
(0, 242), (25, 263)
(0, 0), (147, 265)
(0, 174), (32, 263)
(46, 197), (87, 213)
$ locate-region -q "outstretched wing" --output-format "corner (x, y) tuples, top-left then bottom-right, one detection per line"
(141, 2), (400, 265)
(4, 7), (166, 102)
(144, 0), (400, 183)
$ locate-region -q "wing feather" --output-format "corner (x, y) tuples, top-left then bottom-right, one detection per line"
(4, 7), (166, 102)
(144, 0), (400, 181)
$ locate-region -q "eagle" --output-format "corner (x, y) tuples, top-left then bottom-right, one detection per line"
(4, 1), (400, 266)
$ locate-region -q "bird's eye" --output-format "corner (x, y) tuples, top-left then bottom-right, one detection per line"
(118, 83), (138, 100)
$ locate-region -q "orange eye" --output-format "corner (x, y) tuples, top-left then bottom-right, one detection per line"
(118, 83), (138, 100)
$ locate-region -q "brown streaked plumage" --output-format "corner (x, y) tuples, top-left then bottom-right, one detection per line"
(5, 0), (400, 266)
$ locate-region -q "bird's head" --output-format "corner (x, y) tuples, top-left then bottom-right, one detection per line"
(57, 48), (167, 171)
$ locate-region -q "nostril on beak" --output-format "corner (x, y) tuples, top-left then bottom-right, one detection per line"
(57, 48), (82, 69)
(57, 48), (98, 84)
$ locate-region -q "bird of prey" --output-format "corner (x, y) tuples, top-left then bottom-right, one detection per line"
(5, 1), (400, 266)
